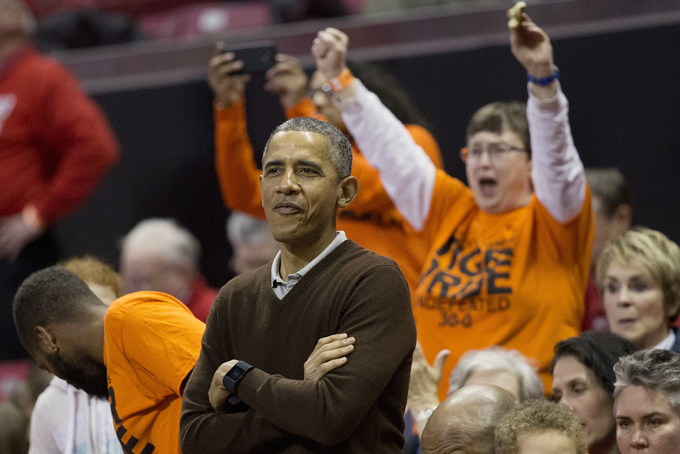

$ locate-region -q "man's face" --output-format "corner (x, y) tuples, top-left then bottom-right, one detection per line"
(35, 346), (109, 398)
(616, 385), (680, 454)
(465, 129), (532, 214)
(260, 130), (344, 249)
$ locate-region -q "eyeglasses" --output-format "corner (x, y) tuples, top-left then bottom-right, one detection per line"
(460, 143), (526, 163)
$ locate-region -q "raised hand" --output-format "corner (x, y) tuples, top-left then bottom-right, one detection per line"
(510, 13), (554, 79)
(264, 54), (309, 108)
(208, 42), (252, 107)
(311, 28), (349, 80)
(407, 342), (449, 435)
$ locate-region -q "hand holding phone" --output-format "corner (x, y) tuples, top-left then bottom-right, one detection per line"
(222, 43), (277, 74)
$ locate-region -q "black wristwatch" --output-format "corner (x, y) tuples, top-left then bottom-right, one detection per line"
(222, 361), (253, 399)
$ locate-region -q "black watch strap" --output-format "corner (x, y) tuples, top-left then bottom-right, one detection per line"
(222, 361), (253, 398)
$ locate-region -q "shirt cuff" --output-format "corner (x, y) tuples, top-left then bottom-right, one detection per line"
(527, 80), (563, 111)
(334, 80), (369, 116)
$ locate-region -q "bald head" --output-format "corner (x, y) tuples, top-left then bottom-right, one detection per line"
(421, 385), (517, 454)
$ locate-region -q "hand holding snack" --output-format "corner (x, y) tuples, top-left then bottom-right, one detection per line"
(507, 2), (526, 30)
(509, 12), (557, 100)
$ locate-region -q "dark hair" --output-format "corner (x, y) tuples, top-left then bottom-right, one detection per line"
(585, 167), (633, 219)
(263, 116), (352, 179)
(551, 331), (637, 398)
(466, 101), (530, 157)
(346, 60), (432, 131)
(13, 267), (104, 353)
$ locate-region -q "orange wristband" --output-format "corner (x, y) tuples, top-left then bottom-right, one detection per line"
(327, 68), (355, 93)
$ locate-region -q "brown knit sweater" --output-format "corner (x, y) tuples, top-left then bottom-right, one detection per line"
(180, 240), (416, 453)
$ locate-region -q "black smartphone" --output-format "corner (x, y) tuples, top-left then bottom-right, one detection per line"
(222, 43), (277, 74)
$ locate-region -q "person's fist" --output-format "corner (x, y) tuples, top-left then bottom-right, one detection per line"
(311, 28), (349, 79)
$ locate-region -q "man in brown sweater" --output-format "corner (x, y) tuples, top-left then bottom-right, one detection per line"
(180, 115), (416, 452)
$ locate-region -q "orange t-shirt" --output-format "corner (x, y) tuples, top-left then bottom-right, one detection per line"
(103, 292), (205, 454)
(418, 171), (593, 400)
(214, 98), (443, 298)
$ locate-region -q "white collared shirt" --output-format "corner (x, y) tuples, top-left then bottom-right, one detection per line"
(270, 231), (347, 300)
(653, 329), (676, 351)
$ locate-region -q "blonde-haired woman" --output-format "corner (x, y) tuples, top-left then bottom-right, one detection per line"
(597, 227), (680, 352)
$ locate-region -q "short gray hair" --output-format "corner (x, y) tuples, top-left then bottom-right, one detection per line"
(121, 218), (201, 270)
(448, 347), (544, 402)
(613, 349), (680, 415)
(262, 117), (352, 179)
(226, 211), (275, 247)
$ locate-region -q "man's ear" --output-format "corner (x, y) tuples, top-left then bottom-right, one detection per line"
(259, 174), (264, 208)
(34, 326), (57, 351)
(337, 176), (359, 208)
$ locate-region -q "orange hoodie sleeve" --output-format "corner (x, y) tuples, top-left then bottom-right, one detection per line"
(214, 99), (266, 219)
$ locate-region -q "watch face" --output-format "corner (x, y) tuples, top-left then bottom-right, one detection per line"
(226, 366), (243, 380)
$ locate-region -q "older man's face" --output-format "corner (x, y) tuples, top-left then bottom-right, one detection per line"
(259, 130), (343, 251)
(616, 385), (680, 454)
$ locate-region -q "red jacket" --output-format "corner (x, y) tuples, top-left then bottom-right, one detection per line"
(0, 46), (119, 224)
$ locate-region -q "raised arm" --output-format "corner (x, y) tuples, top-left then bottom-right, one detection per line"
(311, 28), (437, 231)
(511, 14), (586, 223)
(210, 43), (267, 218)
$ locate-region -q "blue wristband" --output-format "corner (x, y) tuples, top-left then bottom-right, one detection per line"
(527, 67), (559, 86)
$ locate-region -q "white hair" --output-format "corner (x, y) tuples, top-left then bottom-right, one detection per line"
(121, 218), (201, 270)
(226, 211), (276, 247)
(614, 349), (680, 415)
(449, 347), (544, 402)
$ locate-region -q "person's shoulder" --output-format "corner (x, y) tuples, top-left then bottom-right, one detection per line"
(335, 240), (402, 274)
(106, 291), (190, 322)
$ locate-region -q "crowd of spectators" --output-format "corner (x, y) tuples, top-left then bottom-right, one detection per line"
(2, 0), (680, 453)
